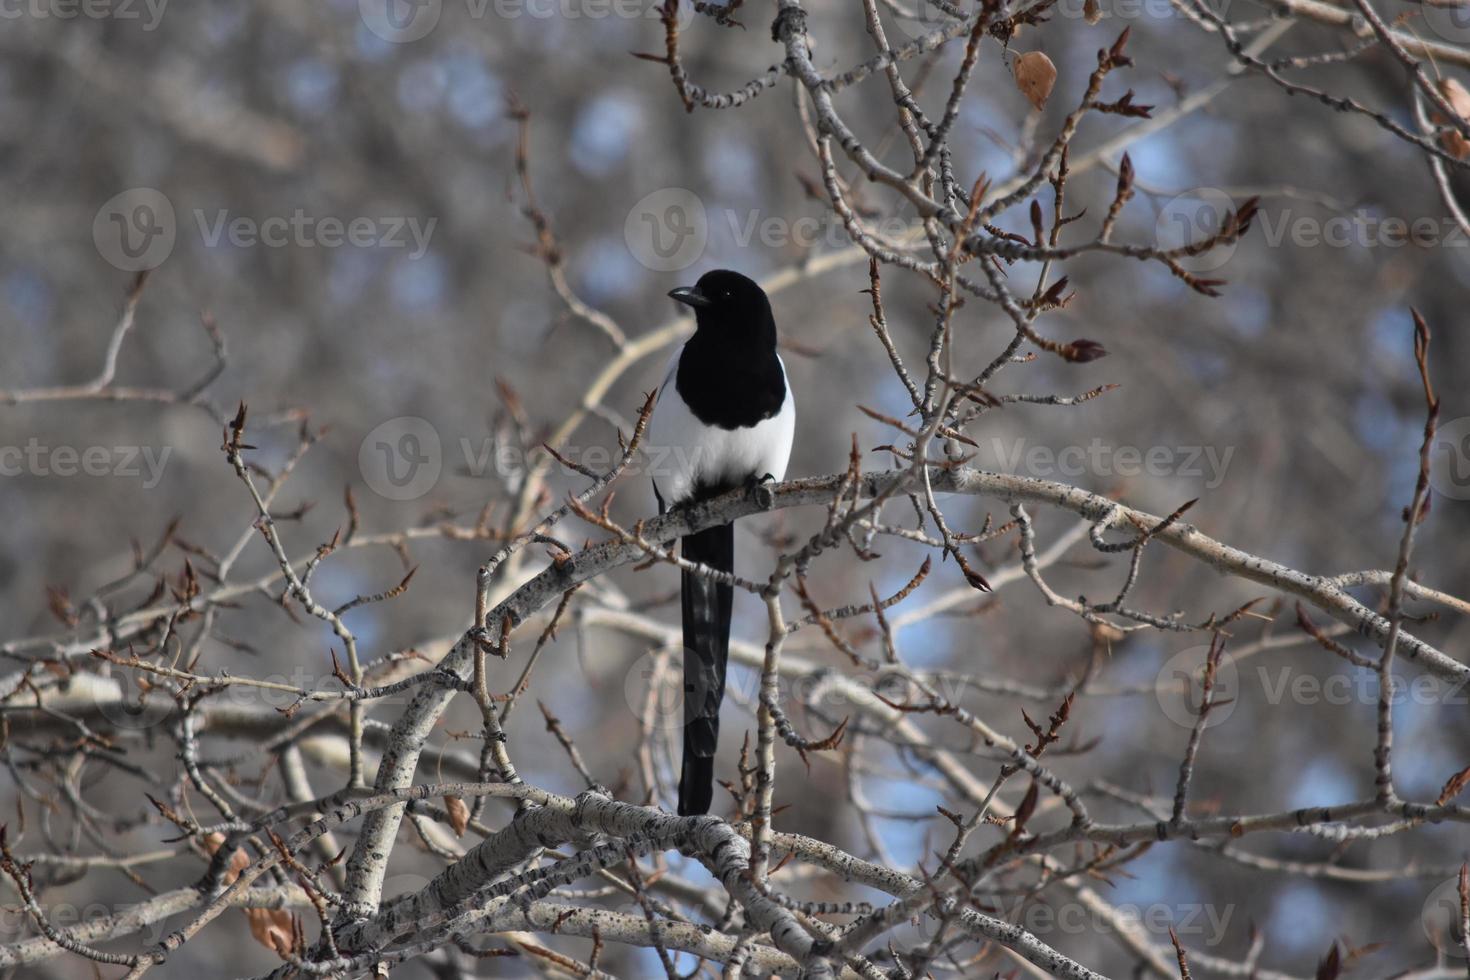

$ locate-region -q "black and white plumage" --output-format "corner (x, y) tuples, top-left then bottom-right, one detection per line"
(646, 269), (795, 816)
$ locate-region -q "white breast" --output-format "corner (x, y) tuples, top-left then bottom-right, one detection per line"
(644, 349), (795, 506)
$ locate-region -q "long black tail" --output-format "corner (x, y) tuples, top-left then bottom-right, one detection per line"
(678, 521), (734, 816)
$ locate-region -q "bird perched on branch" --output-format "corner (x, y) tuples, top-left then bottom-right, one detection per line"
(646, 269), (796, 816)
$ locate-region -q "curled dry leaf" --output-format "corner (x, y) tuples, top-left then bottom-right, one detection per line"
(1015, 51), (1057, 112)
(1433, 78), (1470, 160)
(204, 832), (295, 960)
(246, 907), (297, 959)
(445, 795), (470, 836)
(202, 832), (250, 885)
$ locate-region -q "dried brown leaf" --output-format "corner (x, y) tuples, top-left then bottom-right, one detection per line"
(1015, 51), (1057, 112)
(245, 907), (297, 960)
(445, 795), (470, 836)
(1435, 79), (1470, 160)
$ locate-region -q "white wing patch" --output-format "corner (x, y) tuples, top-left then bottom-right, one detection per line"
(645, 348), (796, 506)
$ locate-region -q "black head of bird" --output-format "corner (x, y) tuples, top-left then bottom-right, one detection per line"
(668, 269), (777, 348)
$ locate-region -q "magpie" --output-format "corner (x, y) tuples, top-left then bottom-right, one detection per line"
(646, 269), (796, 816)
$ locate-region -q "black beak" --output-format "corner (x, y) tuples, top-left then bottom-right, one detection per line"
(668, 286), (711, 309)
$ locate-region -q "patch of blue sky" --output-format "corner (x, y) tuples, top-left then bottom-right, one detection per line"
(3, 270), (57, 383)
(444, 49), (502, 130)
(702, 134), (762, 201)
(1127, 137), (1189, 190)
(1265, 881), (1337, 956)
(889, 601), (956, 672)
(1103, 843), (1180, 908)
(352, 12), (400, 61)
(867, 770), (944, 868)
(310, 564), (385, 653)
(203, 0), (249, 45)
(390, 251), (449, 312)
(1132, 256), (1193, 303)
(328, 248), (382, 307)
(396, 58), (446, 113)
(1367, 306), (1417, 373)
(1351, 389), (1411, 455)
(1095, 639), (1169, 744)
(571, 92), (641, 178)
(955, 100), (1021, 186)
(283, 58), (339, 116)
(1129, 113), (1236, 189)
(193, 220), (253, 273)
(1449, 250), (1470, 289)
(1381, 455), (1423, 523)
(1284, 756), (1357, 810)
(364, 349), (401, 388)
(1179, 346), (1229, 384)
(696, 218), (778, 281)
(5, 268), (54, 332)
(538, 657), (601, 742)
(1223, 284), (1270, 337)
(574, 235), (644, 304)
(1393, 697), (1465, 798)
(498, 296), (553, 355)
